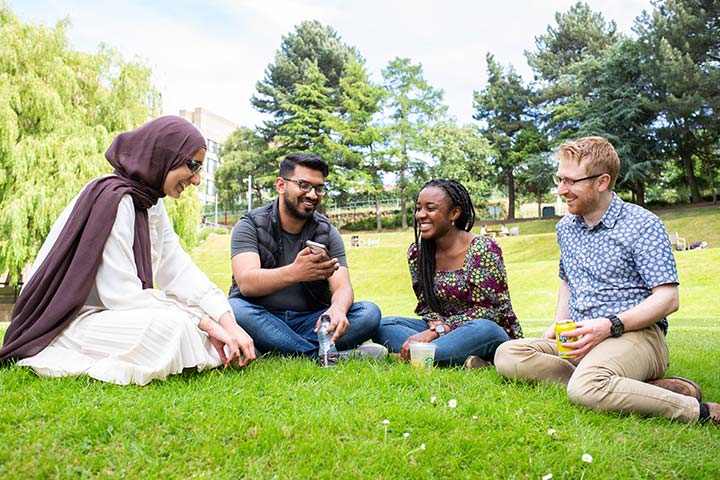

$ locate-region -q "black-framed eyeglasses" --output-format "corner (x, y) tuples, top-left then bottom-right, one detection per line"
(282, 177), (326, 195)
(553, 173), (603, 186)
(186, 159), (203, 175)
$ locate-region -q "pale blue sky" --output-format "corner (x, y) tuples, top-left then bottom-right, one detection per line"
(13, 0), (653, 129)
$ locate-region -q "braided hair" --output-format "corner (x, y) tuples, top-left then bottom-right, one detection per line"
(413, 179), (475, 314)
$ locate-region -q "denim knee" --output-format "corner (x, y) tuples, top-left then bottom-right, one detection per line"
(378, 315), (404, 328)
(465, 319), (510, 347)
(350, 301), (381, 330)
(228, 297), (264, 328)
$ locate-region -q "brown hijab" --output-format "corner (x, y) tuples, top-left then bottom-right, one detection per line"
(0, 116), (206, 361)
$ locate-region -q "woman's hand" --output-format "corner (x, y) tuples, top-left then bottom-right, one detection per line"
(199, 312), (256, 368)
(399, 329), (438, 361)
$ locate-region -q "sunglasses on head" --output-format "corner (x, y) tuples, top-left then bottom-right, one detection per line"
(186, 159), (203, 175)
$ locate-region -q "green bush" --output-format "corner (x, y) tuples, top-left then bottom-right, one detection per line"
(341, 212), (408, 231)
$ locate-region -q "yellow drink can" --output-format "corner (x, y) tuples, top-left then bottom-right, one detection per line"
(555, 320), (577, 359)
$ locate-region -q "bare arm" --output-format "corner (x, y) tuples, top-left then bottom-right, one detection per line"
(231, 249), (339, 297)
(611, 283), (678, 332)
(555, 279), (571, 321)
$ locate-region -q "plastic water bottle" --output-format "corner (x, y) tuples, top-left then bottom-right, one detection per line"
(317, 314), (338, 367)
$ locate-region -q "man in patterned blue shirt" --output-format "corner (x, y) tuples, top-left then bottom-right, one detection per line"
(495, 136), (718, 426)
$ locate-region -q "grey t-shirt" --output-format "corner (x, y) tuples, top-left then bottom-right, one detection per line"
(229, 217), (347, 312)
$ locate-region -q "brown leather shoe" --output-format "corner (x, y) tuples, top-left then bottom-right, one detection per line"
(464, 355), (492, 369)
(647, 376), (702, 402)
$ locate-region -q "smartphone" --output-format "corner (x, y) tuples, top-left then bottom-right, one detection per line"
(306, 240), (330, 258)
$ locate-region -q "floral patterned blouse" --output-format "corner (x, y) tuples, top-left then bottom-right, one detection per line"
(409, 235), (523, 339)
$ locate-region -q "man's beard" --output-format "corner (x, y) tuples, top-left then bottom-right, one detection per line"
(283, 191), (317, 220)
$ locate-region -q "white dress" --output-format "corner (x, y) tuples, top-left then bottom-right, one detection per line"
(18, 193), (229, 385)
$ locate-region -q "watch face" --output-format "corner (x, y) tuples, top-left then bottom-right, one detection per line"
(434, 325), (446, 334)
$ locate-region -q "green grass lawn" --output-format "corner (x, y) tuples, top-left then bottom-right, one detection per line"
(1, 206), (719, 479)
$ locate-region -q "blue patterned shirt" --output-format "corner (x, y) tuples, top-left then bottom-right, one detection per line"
(556, 193), (678, 334)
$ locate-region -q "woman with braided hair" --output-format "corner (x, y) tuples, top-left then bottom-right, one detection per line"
(374, 179), (522, 367)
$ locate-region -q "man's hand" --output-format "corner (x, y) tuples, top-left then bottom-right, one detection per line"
(314, 309), (350, 344)
(292, 248), (340, 282)
(560, 317), (612, 362)
(399, 330), (437, 360)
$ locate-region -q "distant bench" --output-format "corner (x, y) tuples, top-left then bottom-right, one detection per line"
(349, 235), (381, 247)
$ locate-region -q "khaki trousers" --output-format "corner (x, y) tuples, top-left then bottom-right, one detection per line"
(494, 324), (700, 423)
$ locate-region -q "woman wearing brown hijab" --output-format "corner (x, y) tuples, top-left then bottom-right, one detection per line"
(1, 116), (255, 384)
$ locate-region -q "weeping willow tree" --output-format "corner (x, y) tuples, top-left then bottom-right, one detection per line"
(0, 5), (198, 283)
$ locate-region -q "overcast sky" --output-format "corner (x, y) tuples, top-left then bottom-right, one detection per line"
(13, 0), (653, 129)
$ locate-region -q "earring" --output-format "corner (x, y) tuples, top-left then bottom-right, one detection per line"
(451, 220), (455, 227)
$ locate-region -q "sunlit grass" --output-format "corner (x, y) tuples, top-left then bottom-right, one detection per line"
(2, 205), (719, 478)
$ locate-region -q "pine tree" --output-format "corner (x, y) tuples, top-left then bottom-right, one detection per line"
(251, 20), (360, 142)
(635, 0), (720, 203)
(526, 2), (618, 139)
(381, 58), (445, 229)
(473, 54), (541, 220)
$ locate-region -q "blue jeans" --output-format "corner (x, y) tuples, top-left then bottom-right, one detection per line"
(229, 298), (381, 356)
(374, 316), (510, 366)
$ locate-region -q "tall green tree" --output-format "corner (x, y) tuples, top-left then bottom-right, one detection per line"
(215, 127), (273, 213)
(381, 57), (445, 228)
(0, 6), (164, 281)
(335, 58), (386, 230)
(248, 21), (384, 207)
(273, 63), (337, 161)
(577, 38), (660, 206)
(635, 0), (720, 203)
(515, 151), (555, 218)
(526, 2), (618, 139)
(473, 54), (541, 220)
(425, 121), (495, 206)
(251, 20), (361, 142)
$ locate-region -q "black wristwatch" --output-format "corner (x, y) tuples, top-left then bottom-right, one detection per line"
(608, 314), (624, 337)
(433, 325), (448, 337)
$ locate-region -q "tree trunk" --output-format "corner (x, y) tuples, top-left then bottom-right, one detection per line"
(400, 147), (408, 229)
(681, 150), (702, 203)
(636, 181), (645, 207)
(707, 165), (717, 204)
(680, 128), (701, 203)
(375, 193), (381, 231)
(371, 146), (382, 231)
(536, 192), (542, 218)
(507, 167), (516, 220)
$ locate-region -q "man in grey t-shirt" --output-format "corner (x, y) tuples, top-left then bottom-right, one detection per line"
(228, 153), (382, 357)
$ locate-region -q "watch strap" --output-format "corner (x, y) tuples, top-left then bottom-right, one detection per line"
(608, 314), (624, 337)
